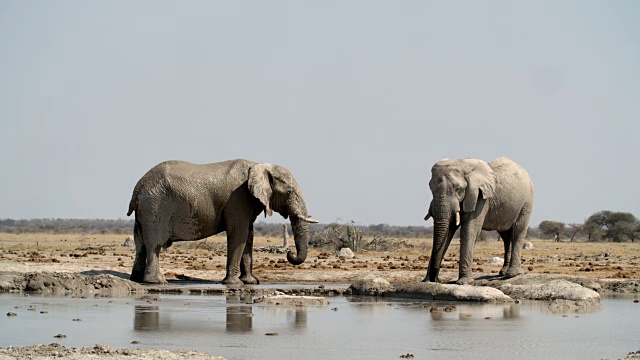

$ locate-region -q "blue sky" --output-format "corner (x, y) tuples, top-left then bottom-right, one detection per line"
(1, 1), (638, 226)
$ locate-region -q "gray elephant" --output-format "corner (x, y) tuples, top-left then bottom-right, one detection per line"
(423, 157), (534, 284)
(126, 159), (318, 285)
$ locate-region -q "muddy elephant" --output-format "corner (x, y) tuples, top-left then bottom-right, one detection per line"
(423, 157), (534, 284)
(127, 159), (318, 285)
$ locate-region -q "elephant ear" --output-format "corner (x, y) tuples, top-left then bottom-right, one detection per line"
(248, 163), (273, 217)
(462, 163), (496, 213)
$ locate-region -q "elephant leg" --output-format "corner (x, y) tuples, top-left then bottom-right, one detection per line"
(143, 245), (166, 284)
(240, 224), (259, 285)
(503, 210), (532, 278)
(141, 226), (168, 284)
(498, 229), (513, 276)
(130, 221), (146, 282)
(222, 226), (248, 286)
(457, 225), (482, 285)
(457, 204), (488, 285)
(130, 243), (147, 282)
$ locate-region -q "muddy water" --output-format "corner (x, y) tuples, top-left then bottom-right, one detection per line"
(1, 293), (638, 360)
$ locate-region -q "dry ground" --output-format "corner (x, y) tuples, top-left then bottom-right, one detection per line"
(0, 233), (638, 284)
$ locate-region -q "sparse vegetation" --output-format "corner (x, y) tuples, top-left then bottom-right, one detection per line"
(1, 209), (638, 244)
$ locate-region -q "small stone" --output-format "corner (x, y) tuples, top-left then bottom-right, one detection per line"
(54, 334), (67, 338)
(265, 332), (279, 336)
(400, 354), (415, 358)
(72, 318), (81, 321)
(40, 311), (48, 314)
(131, 340), (141, 344)
(633, 300), (639, 303)
(6, 312), (17, 317)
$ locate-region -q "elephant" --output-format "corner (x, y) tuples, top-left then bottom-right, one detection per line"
(423, 157), (534, 284)
(126, 159), (318, 285)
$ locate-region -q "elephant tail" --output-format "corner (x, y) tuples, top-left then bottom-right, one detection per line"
(127, 181), (143, 216)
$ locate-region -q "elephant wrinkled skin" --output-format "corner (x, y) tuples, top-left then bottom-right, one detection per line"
(423, 157), (535, 284)
(127, 159), (317, 285)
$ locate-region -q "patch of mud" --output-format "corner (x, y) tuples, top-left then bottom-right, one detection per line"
(0, 343), (223, 360)
(0, 272), (146, 297)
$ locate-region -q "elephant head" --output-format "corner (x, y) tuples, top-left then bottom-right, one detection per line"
(423, 159), (495, 282)
(248, 163), (317, 265)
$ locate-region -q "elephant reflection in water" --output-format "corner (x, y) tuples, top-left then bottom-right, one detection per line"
(226, 295), (253, 333)
(134, 305), (160, 331)
(225, 295), (308, 332)
(429, 303), (520, 321)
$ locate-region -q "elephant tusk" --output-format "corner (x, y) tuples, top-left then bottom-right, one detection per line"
(299, 215), (319, 224)
(424, 211), (431, 221)
(455, 212), (460, 226)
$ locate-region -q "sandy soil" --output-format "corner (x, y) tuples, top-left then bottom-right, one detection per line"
(0, 233), (638, 285)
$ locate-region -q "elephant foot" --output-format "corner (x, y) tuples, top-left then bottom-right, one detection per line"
(499, 265), (509, 276)
(422, 276), (440, 283)
(240, 275), (260, 285)
(142, 273), (167, 284)
(456, 276), (474, 285)
(130, 271), (145, 283)
(502, 267), (523, 279)
(222, 276), (244, 286)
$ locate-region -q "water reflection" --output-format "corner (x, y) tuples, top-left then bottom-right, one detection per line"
(429, 303), (521, 321)
(134, 305), (160, 331)
(226, 295), (252, 333)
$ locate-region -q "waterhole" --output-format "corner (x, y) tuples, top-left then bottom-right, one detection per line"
(1, 293), (638, 359)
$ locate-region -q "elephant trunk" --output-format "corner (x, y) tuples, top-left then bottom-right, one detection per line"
(425, 199), (452, 283)
(286, 216), (309, 265)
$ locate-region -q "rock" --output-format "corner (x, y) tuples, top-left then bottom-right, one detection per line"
(253, 294), (329, 306)
(348, 274), (512, 302)
(123, 237), (134, 247)
(488, 257), (504, 266)
(0, 272), (147, 296)
(498, 279), (600, 302)
(523, 241), (534, 250)
(390, 282), (513, 302)
(348, 274), (394, 296)
(548, 298), (602, 313)
(337, 248), (355, 259)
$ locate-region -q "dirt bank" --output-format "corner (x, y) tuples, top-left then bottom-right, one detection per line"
(0, 343), (223, 360)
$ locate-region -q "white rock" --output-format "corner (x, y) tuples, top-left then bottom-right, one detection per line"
(523, 241), (534, 250)
(337, 248), (355, 259)
(499, 279), (600, 301)
(488, 257), (504, 266)
(123, 236), (134, 247)
(348, 274), (395, 295)
(253, 294), (328, 306)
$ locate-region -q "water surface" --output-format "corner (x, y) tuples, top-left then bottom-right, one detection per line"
(1, 293), (638, 360)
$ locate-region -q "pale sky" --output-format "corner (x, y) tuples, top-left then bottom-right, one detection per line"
(1, 1), (638, 226)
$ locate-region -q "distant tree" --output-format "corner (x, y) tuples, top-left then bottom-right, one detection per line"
(538, 221), (565, 240)
(584, 211), (639, 242)
(565, 223), (583, 242)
